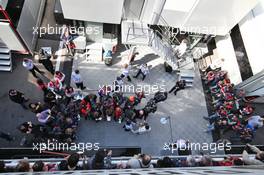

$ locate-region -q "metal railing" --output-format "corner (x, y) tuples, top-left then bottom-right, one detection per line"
(3, 166), (264, 175)
(149, 29), (179, 69)
(152, 12), (180, 45)
(193, 48), (213, 71)
(125, 25), (179, 69)
(1, 154), (257, 167)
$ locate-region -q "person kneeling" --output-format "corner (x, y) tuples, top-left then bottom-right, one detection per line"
(131, 123), (151, 134)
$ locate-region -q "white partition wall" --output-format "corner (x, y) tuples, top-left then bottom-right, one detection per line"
(60, 0), (124, 24)
(0, 0), (8, 9)
(239, 0), (264, 75)
(215, 35), (242, 84)
(160, 0), (259, 36)
(16, 0), (45, 53)
(0, 22), (25, 51)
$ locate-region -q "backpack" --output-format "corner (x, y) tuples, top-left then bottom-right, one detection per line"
(154, 91), (168, 103)
(145, 99), (157, 113)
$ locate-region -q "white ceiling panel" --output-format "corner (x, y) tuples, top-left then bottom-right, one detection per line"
(60, 0), (124, 24)
(161, 0), (259, 35)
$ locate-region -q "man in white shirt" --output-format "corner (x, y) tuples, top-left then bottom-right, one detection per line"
(71, 69), (86, 90)
(133, 64), (149, 81)
(202, 58), (225, 73)
(120, 64), (132, 82)
(175, 39), (188, 58)
(243, 144), (264, 165)
(22, 58), (44, 78)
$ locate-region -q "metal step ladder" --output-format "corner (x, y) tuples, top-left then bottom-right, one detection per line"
(149, 30), (178, 70)
(149, 29), (195, 86)
(121, 16), (196, 87)
(0, 47), (12, 72)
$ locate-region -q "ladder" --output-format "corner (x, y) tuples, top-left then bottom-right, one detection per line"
(0, 46), (12, 72)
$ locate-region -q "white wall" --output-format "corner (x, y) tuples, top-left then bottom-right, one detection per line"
(0, 22), (25, 50)
(16, 0), (45, 52)
(60, 0), (124, 24)
(123, 0), (145, 20)
(215, 35), (242, 84)
(160, 0), (194, 27)
(140, 0), (156, 23)
(0, 0), (8, 9)
(239, 0), (264, 75)
(84, 22), (103, 42)
(160, 0), (259, 36)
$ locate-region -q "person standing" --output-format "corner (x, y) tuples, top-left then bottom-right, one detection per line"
(9, 89), (29, 109)
(65, 86), (75, 105)
(47, 80), (63, 99)
(22, 58), (44, 78)
(175, 39), (188, 58)
(129, 52), (139, 64)
(135, 109), (149, 122)
(39, 48), (55, 75)
(28, 102), (45, 114)
(247, 115), (264, 130)
(71, 69), (86, 90)
(113, 77), (124, 92)
(120, 64), (132, 82)
(36, 109), (52, 124)
(54, 71), (66, 84)
(47, 80), (63, 92)
(133, 64), (149, 81)
(36, 78), (48, 95)
(60, 25), (74, 56)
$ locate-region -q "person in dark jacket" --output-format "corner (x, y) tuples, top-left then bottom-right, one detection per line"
(9, 89), (29, 109)
(36, 78), (49, 95)
(169, 80), (186, 95)
(28, 102), (45, 113)
(88, 149), (113, 169)
(156, 157), (176, 168)
(66, 153), (81, 170)
(135, 109), (149, 122)
(39, 48), (54, 75)
(18, 122), (47, 138)
(0, 161), (6, 173)
(23, 58), (44, 78)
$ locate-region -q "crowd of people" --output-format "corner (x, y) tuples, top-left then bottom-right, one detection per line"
(1, 143), (264, 173)
(202, 68), (264, 143)
(11, 74), (80, 143)
(4, 25), (264, 172)
(8, 49), (172, 144)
